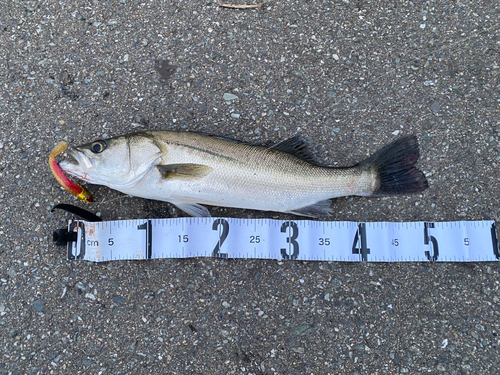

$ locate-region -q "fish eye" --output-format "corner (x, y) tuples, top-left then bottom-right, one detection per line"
(91, 140), (107, 153)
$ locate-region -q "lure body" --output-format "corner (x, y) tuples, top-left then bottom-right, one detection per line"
(49, 141), (93, 202)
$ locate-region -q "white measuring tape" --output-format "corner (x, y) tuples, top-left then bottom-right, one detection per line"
(65, 218), (499, 262)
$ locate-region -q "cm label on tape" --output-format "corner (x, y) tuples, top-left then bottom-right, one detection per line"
(66, 218), (499, 263)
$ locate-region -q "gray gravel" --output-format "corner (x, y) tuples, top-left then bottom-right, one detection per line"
(1, 0), (500, 374)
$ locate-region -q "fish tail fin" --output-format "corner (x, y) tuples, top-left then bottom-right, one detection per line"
(360, 135), (428, 196)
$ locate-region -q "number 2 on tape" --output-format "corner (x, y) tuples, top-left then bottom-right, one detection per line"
(212, 219), (229, 258)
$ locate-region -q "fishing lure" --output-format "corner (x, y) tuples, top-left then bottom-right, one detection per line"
(49, 141), (93, 202)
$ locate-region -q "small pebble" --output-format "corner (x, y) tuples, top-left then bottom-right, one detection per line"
(10, 329), (20, 338)
(223, 93), (238, 101)
(33, 300), (44, 312)
(431, 101), (440, 114)
(112, 295), (125, 304)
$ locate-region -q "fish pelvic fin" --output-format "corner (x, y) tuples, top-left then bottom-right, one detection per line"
(359, 135), (428, 196)
(157, 163), (212, 180)
(170, 200), (212, 217)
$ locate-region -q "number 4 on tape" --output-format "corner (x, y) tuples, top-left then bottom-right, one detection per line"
(65, 219), (499, 263)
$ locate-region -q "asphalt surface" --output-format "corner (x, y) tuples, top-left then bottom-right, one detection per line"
(1, 0), (500, 374)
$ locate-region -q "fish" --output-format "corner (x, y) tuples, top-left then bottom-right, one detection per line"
(58, 131), (428, 217)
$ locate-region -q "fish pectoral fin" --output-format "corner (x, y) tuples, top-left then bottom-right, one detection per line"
(170, 201), (211, 217)
(286, 200), (333, 218)
(156, 163), (212, 180)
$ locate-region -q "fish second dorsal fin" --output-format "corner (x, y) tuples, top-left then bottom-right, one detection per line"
(270, 135), (319, 165)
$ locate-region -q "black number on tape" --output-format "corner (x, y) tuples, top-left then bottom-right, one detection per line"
(352, 223), (370, 261)
(68, 221), (86, 260)
(424, 222), (439, 262)
(319, 238), (330, 246)
(491, 223), (499, 259)
(137, 220), (152, 259)
(250, 236), (260, 243)
(281, 221), (299, 260)
(212, 219), (229, 258)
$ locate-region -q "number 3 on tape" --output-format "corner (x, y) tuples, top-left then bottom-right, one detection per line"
(66, 219), (499, 263)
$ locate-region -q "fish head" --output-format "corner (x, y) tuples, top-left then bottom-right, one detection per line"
(59, 132), (163, 189)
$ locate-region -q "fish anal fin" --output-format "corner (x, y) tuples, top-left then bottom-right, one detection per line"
(287, 199), (332, 218)
(157, 164), (212, 180)
(170, 201), (212, 217)
(271, 135), (319, 165)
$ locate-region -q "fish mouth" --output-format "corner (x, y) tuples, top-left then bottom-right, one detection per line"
(59, 148), (96, 183)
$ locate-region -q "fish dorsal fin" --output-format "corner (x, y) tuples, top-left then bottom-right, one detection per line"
(191, 131), (248, 145)
(270, 135), (319, 165)
(156, 164), (212, 180)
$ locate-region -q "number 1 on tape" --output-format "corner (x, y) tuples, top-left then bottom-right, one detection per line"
(66, 219), (499, 262)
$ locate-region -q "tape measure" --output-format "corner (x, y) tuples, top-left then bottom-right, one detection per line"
(61, 218), (499, 262)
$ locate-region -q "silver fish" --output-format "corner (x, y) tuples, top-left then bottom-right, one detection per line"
(59, 131), (428, 217)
